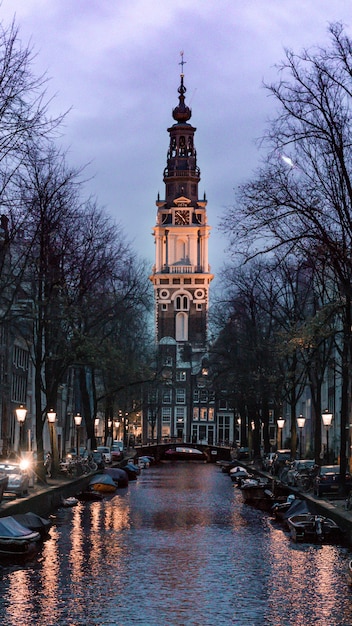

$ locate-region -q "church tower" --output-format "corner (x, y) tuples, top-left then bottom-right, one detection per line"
(146, 56), (214, 445)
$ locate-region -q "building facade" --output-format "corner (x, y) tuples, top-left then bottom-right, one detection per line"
(144, 63), (216, 445)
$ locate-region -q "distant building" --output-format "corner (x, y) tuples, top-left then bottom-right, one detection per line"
(143, 61), (218, 445)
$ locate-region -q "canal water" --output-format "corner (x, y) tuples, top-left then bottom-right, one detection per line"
(0, 462), (352, 626)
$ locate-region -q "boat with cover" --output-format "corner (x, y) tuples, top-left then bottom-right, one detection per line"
(89, 473), (117, 493)
(0, 516), (41, 557)
(12, 512), (51, 538)
(105, 467), (129, 488)
(287, 513), (343, 543)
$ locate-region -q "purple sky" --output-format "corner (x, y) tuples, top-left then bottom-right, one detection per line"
(1, 0), (351, 283)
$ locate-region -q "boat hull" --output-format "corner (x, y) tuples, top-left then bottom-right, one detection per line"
(287, 514), (342, 543)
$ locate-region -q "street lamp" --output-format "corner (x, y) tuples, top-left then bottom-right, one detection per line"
(94, 417), (99, 442)
(15, 405), (27, 453)
(296, 414), (306, 459)
(237, 417), (241, 447)
(322, 409), (333, 464)
(47, 409), (57, 477)
(74, 413), (82, 458)
(114, 420), (120, 441)
(277, 417), (285, 449)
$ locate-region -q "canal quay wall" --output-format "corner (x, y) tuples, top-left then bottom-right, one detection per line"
(242, 460), (352, 546)
(0, 474), (93, 519)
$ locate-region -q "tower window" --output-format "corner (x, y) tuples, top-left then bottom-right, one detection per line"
(175, 295), (189, 311)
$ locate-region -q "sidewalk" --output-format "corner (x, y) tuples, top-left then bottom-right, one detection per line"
(0, 472), (92, 519)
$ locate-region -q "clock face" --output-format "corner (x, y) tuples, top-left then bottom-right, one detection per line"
(175, 210), (189, 225)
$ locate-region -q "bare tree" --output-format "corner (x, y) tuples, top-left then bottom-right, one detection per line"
(222, 22), (352, 478)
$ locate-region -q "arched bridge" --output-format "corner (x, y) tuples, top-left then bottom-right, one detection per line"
(135, 443), (233, 463)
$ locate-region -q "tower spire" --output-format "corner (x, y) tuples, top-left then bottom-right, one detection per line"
(173, 51), (191, 123)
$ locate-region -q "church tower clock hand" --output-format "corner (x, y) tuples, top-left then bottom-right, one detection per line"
(175, 210), (189, 225)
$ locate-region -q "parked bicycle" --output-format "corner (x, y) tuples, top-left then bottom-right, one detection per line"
(295, 465), (319, 492)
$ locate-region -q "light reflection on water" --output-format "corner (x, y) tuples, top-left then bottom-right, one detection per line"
(0, 462), (352, 625)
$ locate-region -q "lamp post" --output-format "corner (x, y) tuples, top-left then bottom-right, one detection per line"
(322, 409), (333, 464)
(296, 414), (306, 459)
(47, 409), (57, 477)
(237, 417), (241, 447)
(15, 405), (27, 454)
(74, 413), (82, 458)
(94, 417), (100, 447)
(277, 417), (285, 449)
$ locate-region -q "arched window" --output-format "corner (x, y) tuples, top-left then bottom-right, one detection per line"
(176, 312), (188, 341)
(175, 295), (189, 311)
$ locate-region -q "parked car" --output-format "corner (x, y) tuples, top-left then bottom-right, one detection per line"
(111, 441), (124, 463)
(271, 449), (292, 475)
(96, 446), (112, 464)
(83, 450), (105, 470)
(313, 465), (352, 496)
(236, 447), (250, 460)
(286, 459), (316, 486)
(262, 452), (276, 471)
(0, 461), (29, 497)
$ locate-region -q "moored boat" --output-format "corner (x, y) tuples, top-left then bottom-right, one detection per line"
(105, 467), (129, 488)
(12, 512), (52, 538)
(287, 513), (343, 543)
(0, 516), (41, 558)
(164, 447), (207, 461)
(240, 479), (287, 511)
(89, 474), (117, 493)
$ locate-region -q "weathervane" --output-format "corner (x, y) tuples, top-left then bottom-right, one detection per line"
(179, 50), (186, 75)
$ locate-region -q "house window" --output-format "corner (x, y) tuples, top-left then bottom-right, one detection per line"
(193, 389), (199, 403)
(161, 303), (167, 311)
(162, 387), (171, 403)
(162, 407), (171, 422)
(200, 389), (208, 403)
(193, 407), (199, 420)
(176, 371), (187, 381)
(200, 408), (207, 421)
(175, 407), (185, 423)
(208, 408), (214, 421)
(176, 388), (185, 404)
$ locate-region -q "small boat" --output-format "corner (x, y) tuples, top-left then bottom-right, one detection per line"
(61, 496), (79, 507)
(89, 474), (117, 493)
(164, 447), (207, 461)
(272, 494), (296, 521)
(287, 513), (343, 543)
(229, 466), (251, 483)
(12, 512), (52, 538)
(138, 456), (151, 468)
(121, 463), (140, 480)
(0, 516), (41, 558)
(77, 490), (104, 502)
(105, 467), (129, 488)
